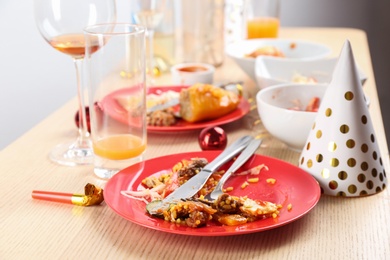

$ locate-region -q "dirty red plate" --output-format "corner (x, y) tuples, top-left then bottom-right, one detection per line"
(102, 85), (250, 132)
(104, 151), (321, 236)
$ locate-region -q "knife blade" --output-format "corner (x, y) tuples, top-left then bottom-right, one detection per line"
(146, 135), (254, 214)
(147, 98), (180, 113)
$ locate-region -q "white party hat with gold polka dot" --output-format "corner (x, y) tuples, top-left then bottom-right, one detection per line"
(299, 40), (387, 197)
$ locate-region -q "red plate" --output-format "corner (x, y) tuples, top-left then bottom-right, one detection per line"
(102, 85), (250, 132)
(104, 151), (321, 236)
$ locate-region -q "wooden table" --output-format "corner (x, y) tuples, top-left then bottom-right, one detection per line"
(1, 28), (389, 259)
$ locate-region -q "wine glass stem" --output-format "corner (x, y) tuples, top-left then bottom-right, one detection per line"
(73, 58), (90, 148)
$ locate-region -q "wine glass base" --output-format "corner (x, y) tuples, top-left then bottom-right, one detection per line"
(49, 141), (93, 166)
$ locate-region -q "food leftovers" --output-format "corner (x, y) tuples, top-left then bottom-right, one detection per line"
(245, 46), (285, 58)
(117, 84), (240, 127)
(291, 73), (318, 84)
(121, 157), (281, 228)
(289, 97), (320, 112)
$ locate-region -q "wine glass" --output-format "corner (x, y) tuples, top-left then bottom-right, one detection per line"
(131, 0), (165, 85)
(34, 0), (117, 166)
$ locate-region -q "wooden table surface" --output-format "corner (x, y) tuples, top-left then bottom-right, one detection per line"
(1, 28), (389, 259)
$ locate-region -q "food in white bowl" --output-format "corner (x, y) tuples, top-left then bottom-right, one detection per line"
(255, 57), (367, 89)
(171, 62), (215, 85)
(226, 39), (331, 81)
(256, 83), (328, 151)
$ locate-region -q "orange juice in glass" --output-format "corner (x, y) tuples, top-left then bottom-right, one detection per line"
(247, 17), (279, 38)
(244, 0), (280, 39)
(84, 24), (147, 179)
(93, 135), (146, 161)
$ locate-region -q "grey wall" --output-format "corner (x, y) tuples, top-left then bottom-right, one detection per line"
(0, 0), (388, 149)
(280, 0), (390, 146)
(0, 1), (132, 150)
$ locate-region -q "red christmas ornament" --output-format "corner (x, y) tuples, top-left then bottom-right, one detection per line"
(198, 126), (227, 150)
(75, 106), (91, 133)
(75, 103), (104, 133)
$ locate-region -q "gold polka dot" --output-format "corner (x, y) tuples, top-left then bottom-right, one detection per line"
(336, 191), (347, 197)
(325, 108), (332, 117)
(300, 157), (305, 165)
(306, 142), (311, 150)
(361, 162), (369, 171)
(373, 151), (378, 160)
(371, 134), (375, 143)
(347, 158), (356, 167)
(338, 171), (348, 180)
(328, 142), (337, 152)
(330, 158), (339, 167)
(346, 139), (355, 148)
(366, 180), (374, 189)
(329, 180), (338, 190)
(312, 122), (316, 130)
(345, 91), (354, 101)
(360, 190), (368, 196)
(348, 185), (357, 194)
(372, 168), (378, 177)
(357, 173), (366, 183)
(316, 154), (323, 162)
(361, 144), (368, 153)
(316, 130), (322, 139)
(321, 168), (330, 178)
(340, 124), (349, 134)
(361, 115), (367, 124)
(307, 159), (313, 168)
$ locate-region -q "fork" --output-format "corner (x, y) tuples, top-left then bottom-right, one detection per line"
(204, 138), (262, 202)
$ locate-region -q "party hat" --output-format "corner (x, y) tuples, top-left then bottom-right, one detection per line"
(299, 40), (387, 197)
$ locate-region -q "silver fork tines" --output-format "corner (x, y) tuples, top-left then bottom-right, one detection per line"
(204, 138), (262, 202)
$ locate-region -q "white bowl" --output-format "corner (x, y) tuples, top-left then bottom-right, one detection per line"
(226, 39), (331, 81)
(171, 62), (215, 85)
(255, 57), (367, 89)
(256, 83), (328, 151)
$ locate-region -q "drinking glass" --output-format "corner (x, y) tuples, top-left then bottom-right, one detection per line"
(84, 23), (147, 179)
(131, 0), (165, 85)
(244, 0), (280, 39)
(175, 0), (225, 67)
(33, 0), (117, 166)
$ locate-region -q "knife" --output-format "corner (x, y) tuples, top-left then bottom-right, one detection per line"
(147, 98), (180, 113)
(146, 135), (254, 214)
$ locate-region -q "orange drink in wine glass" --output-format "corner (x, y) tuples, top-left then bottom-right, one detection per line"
(34, 0), (116, 166)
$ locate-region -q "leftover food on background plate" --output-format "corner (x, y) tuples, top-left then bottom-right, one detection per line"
(116, 83), (241, 127)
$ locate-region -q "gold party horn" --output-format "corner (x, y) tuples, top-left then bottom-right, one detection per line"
(32, 183), (104, 206)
